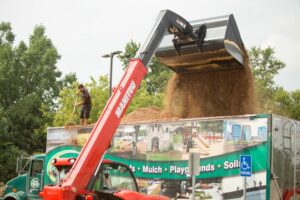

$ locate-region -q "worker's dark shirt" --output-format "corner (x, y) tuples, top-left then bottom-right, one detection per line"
(81, 88), (91, 106)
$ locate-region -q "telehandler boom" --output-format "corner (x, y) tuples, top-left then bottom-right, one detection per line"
(41, 9), (246, 200)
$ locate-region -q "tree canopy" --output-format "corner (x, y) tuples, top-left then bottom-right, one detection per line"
(0, 22), (65, 181)
(119, 40), (173, 94)
(249, 46), (300, 120)
(53, 75), (110, 126)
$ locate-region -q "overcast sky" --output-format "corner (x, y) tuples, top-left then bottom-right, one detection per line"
(1, 0), (299, 91)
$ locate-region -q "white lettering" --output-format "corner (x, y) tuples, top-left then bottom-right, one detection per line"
(115, 107), (122, 119)
(143, 166), (162, 174)
(169, 166), (188, 175)
(224, 160), (240, 169)
(115, 81), (136, 118)
(200, 164), (215, 172)
(129, 165), (136, 172)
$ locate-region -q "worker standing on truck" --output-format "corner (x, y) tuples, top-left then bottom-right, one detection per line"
(76, 84), (92, 126)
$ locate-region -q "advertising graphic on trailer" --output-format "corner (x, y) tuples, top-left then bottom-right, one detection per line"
(46, 116), (269, 199)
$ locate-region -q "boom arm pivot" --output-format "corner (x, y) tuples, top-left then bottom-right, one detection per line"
(136, 10), (206, 66)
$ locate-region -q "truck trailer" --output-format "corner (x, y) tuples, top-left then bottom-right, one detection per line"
(47, 114), (299, 199)
(3, 114), (298, 199)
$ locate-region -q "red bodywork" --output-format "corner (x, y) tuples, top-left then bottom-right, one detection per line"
(283, 189), (300, 200)
(114, 190), (169, 200)
(63, 59), (146, 194)
(52, 158), (75, 166)
(41, 59), (168, 199)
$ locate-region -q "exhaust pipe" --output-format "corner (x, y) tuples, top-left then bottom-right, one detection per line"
(155, 14), (247, 73)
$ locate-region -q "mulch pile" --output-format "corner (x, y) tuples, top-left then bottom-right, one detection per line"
(123, 55), (257, 123)
(122, 107), (178, 124)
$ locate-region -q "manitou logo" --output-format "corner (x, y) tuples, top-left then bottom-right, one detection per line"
(115, 81), (136, 118)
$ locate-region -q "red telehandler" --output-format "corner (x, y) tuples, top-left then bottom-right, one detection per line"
(40, 9), (246, 200)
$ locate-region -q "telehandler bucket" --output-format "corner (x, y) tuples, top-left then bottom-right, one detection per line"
(155, 14), (247, 73)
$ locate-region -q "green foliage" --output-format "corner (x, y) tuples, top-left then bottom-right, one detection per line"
(127, 81), (165, 113)
(118, 40), (171, 112)
(0, 22), (65, 182)
(249, 47), (300, 120)
(0, 22), (15, 44)
(0, 23), (62, 154)
(6, 94), (48, 151)
(146, 57), (173, 94)
(272, 88), (300, 120)
(54, 75), (109, 126)
(59, 72), (77, 89)
(0, 108), (28, 181)
(250, 47), (285, 90)
(87, 76), (110, 122)
(249, 47), (284, 112)
(119, 40), (173, 94)
(119, 40), (140, 70)
(0, 24), (62, 108)
(289, 90), (300, 119)
(53, 82), (78, 126)
(0, 144), (27, 182)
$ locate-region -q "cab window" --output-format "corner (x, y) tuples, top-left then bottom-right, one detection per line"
(93, 163), (138, 192)
(30, 160), (43, 177)
(17, 157), (31, 174)
(22, 160), (30, 173)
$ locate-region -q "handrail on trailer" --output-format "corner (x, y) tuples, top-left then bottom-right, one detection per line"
(281, 119), (300, 200)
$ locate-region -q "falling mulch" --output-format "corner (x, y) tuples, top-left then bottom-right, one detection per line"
(123, 54), (257, 122)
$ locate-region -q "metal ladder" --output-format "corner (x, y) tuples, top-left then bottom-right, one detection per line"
(283, 120), (300, 199)
(294, 122), (300, 199)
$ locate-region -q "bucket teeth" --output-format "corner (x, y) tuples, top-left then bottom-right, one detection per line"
(155, 14), (246, 73)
